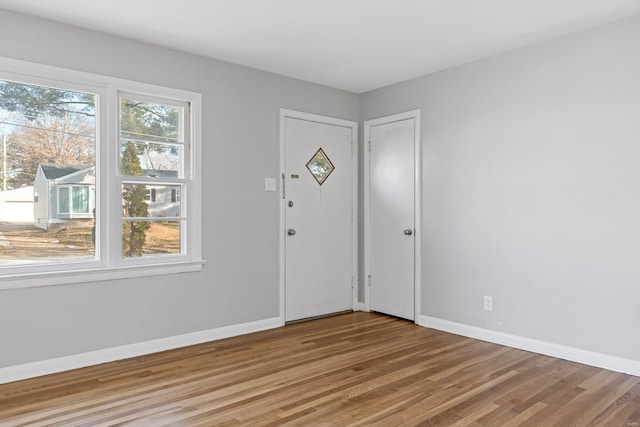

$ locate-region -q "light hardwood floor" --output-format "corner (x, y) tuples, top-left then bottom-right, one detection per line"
(1, 312), (639, 426)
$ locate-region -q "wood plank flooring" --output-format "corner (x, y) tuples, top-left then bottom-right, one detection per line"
(1, 312), (639, 426)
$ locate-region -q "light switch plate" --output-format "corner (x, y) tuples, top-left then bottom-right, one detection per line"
(264, 178), (277, 192)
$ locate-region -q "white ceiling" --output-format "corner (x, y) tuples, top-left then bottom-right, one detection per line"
(1, 0), (639, 93)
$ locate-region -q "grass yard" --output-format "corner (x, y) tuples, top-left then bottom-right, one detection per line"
(0, 222), (180, 261)
(141, 222), (180, 255)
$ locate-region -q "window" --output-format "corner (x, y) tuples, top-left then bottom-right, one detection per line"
(58, 187), (70, 214)
(58, 186), (93, 217)
(0, 79), (96, 260)
(119, 94), (187, 258)
(306, 147), (335, 185)
(145, 188), (157, 203)
(0, 58), (202, 289)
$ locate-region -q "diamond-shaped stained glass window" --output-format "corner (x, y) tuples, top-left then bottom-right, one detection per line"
(306, 148), (335, 185)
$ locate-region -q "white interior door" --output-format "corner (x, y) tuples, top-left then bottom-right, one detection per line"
(283, 112), (356, 322)
(366, 112), (419, 321)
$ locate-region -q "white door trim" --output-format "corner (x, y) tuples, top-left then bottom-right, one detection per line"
(364, 110), (421, 322)
(279, 109), (359, 324)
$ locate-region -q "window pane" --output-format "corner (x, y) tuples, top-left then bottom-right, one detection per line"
(0, 80), (96, 265)
(122, 220), (181, 258)
(120, 98), (180, 143)
(118, 93), (187, 261)
(72, 186), (89, 213)
(0, 225), (95, 264)
(123, 184), (181, 218)
(306, 147), (335, 185)
(119, 140), (182, 178)
(59, 188), (69, 214)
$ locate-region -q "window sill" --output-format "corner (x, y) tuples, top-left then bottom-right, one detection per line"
(0, 260), (206, 291)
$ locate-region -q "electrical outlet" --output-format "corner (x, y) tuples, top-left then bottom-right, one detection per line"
(483, 296), (493, 312)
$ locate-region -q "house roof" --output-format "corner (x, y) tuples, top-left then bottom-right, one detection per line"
(144, 169), (178, 179)
(38, 164), (177, 180)
(39, 164), (91, 180)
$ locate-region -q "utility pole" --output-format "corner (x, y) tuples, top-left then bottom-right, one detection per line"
(2, 133), (6, 191)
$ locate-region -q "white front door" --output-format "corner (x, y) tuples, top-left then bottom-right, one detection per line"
(282, 110), (356, 322)
(366, 111), (420, 321)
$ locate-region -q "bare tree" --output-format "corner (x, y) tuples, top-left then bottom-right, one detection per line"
(5, 115), (95, 188)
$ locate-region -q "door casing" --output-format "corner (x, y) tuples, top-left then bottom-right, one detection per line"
(279, 108), (359, 324)
(364, 110), (421, 322)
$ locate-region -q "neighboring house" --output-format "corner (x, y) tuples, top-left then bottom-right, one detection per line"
(143, 169), (181, 218)
(33, 164), (96, 231)
(33, 164), (179, 230)
(0, 186), (35, 223)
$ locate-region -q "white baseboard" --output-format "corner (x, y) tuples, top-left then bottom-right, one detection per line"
(0, 316), (283, 385)
(353, 302), (367, 312)
(5, 314), (636, 385)
(419, 315), (640, 377)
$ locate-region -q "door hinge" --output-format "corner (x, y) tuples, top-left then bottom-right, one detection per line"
(368, 140), (372, 152)
(351, 208), (354, 222)
(368, 275), (372, 286)
(351, 140), (354, 155)
(351, 276), (355, 289)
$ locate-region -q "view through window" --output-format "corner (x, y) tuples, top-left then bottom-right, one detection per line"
(119, 96), (186, 258)
(0, 68), (199, 281)
(0, 79), (96, 265)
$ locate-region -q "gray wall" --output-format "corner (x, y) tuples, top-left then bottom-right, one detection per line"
(361, 15), (640, 360)
(0, 10), (359, 368)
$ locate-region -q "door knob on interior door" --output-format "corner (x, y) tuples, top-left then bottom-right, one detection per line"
(287, 229), (296, 236)
(403, 229), (413, 236)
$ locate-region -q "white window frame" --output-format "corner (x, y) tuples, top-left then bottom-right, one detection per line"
(57, 186), (93, 218)
(118, 91), (190, 262)
(0, 57), (203, 290)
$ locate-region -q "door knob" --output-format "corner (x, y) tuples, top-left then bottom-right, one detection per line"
(403, 229), (413, 236)
(287, 229), (296, 236)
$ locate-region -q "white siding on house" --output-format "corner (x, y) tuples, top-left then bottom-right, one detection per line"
(146, 185), (180, 218)
(0, 187), (34, 223)
(33, 165), (96, 230)
(55, 168), (95, 220)
(33, 168), (50, 230)
(56, 168), (94, 186)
